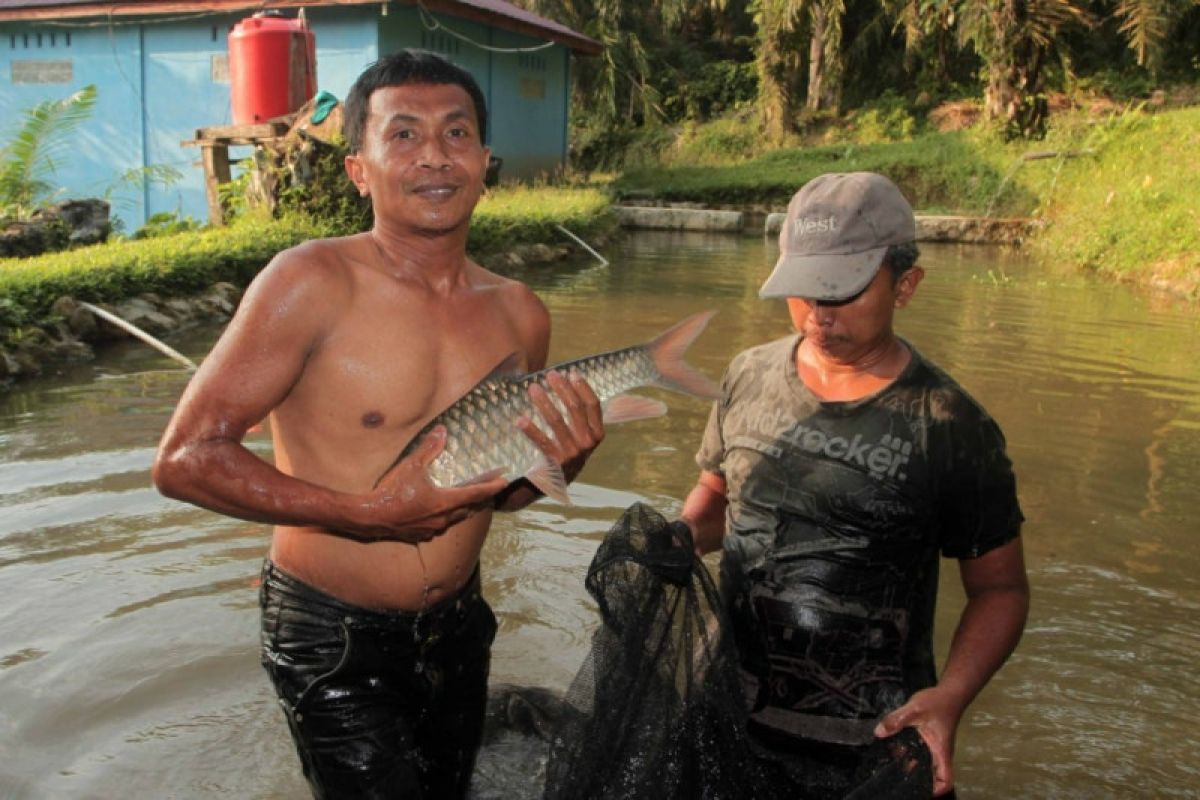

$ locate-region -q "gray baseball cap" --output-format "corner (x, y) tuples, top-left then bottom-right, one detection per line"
(759, 172), (916, 301)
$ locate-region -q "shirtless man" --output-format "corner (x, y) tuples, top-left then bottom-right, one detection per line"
(152, 51), (603, 799)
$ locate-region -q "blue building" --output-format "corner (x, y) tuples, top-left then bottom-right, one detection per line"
(0, 0), (599, 227)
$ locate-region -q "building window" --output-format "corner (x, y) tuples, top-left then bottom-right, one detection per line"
(9, 29), (70, 49)
(12, 59), (73, 83)
(518, 53), (547, 72)
(211, 54), (229, 83)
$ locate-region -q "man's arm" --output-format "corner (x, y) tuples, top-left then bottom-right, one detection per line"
(152, 250), (507, 541)
(874, 537), (1029, 796)
(680, 470), (728, 556)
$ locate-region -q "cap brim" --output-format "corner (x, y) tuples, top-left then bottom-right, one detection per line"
(758, 247), (887, 301)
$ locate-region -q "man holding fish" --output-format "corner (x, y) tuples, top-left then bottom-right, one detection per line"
(679, 172), (1030, 797)
(152, 51), (716, 799)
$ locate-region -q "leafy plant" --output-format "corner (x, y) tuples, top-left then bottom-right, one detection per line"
(273, 135), (372, 235)
(133, 211), (204, 240)
(0, 85), (98, 221)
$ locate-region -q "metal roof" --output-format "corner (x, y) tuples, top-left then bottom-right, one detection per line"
(0, 0), (601, 54)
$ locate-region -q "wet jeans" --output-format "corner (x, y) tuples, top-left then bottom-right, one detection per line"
(259, 561), (496, 800)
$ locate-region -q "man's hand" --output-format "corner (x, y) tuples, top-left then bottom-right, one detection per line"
(517, 370), (605, 483)
(358, 426), (508, 543)
(876, 539), (1028, 796)
(874, 686), (962, 797)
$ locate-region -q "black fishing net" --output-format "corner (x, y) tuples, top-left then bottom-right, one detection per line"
(538, 501), (935, 800)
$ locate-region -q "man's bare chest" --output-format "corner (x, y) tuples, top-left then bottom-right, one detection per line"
(289, 313), (525, 438)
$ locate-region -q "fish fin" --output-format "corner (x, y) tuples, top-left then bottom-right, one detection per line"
(525, 456), (571, 505)
(602, 393), (668, 424)
(645, 310), (722, 399)
(482, 352), (525, 383)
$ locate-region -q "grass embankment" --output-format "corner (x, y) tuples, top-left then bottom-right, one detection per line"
(610, 103), (1200, 299)
(1029, 107), (1200, 296)
(470, 184), (616, 253)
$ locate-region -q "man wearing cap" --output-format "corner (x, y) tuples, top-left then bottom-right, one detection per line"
(679, 172), (1029, 796)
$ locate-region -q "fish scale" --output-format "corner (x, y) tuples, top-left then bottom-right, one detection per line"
(385, 311), (721, 504)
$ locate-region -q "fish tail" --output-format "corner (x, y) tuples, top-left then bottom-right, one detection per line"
(645, 311), (721, 399)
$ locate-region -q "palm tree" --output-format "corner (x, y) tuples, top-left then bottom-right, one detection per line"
(519, 0), (729, 125)
(882, 0), (962, 82)
(956, 0), (1091, 138)
(753, 0), (805, 142)
(806, 0), (847, 113)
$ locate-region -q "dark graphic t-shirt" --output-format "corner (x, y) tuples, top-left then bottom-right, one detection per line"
(696, 335), (1023, 746)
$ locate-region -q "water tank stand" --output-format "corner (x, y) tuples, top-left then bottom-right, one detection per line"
(181, 121), (289, 225)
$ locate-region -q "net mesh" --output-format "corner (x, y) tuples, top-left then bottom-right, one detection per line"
(540, 501), (934, 800)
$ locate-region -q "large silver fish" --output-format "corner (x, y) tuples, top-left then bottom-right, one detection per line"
(389, 311), (721, 504)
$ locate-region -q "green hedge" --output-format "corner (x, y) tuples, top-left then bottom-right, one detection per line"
(0, 214), (327, 331)
(0, 186), (616, 335)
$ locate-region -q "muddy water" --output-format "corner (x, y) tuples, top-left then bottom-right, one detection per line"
(1, 233), (1198, 798)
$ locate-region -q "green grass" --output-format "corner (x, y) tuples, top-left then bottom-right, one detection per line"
(1029, 106), (1200, 289)
(613, 129), (1049, 215)
(609, 102), (1200, 297)
(469, 185), (616, 253)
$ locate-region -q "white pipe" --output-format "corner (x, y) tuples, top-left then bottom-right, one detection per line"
(555, 224), (609, 266)
(79, 301), (198, 372)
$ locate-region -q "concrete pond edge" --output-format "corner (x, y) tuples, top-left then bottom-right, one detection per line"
(615, 204), (1039, 245)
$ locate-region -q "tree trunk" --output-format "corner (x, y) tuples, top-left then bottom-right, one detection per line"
(756, 1), (799, 144)
(807, 4), (827, 112)
(982, 0), (1049, 139)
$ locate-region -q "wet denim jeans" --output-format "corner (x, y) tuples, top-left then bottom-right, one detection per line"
(259, 561), (496, 800)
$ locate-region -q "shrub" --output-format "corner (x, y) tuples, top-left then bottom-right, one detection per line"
(0, 213), (327, 332)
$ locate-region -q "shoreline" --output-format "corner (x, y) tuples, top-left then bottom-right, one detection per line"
(0, 209), (1189, 392)
(0, 242), (578, 391)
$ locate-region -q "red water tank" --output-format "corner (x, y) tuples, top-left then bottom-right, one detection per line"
(228, 12), (317, 125)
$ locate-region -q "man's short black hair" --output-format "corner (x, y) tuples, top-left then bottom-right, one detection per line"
(884, 242), (920, 282)
(343, 50), (488, 153)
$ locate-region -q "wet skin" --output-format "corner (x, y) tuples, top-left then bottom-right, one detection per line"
(153, 82), (604, 610)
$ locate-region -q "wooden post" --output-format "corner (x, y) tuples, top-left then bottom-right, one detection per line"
(200, 143), (231, 226)
(183, 122), (287, 227)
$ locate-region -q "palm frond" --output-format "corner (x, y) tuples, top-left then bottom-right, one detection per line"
(0, 84), (98, 217)
(1114, 0), (1170, 65)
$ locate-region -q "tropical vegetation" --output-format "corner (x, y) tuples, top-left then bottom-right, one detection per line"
(516, 0), (1199, 147)
(3, 0), (1199, 345)
(0, 85), (97, 222)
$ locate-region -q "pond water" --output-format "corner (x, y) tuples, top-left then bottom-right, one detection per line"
(1, 232), (1198, 799)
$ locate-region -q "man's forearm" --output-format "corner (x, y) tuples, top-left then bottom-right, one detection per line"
(153, 438), (368, 535)
(937, 584), (1029, 712)
(680, 477), (728, 555)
